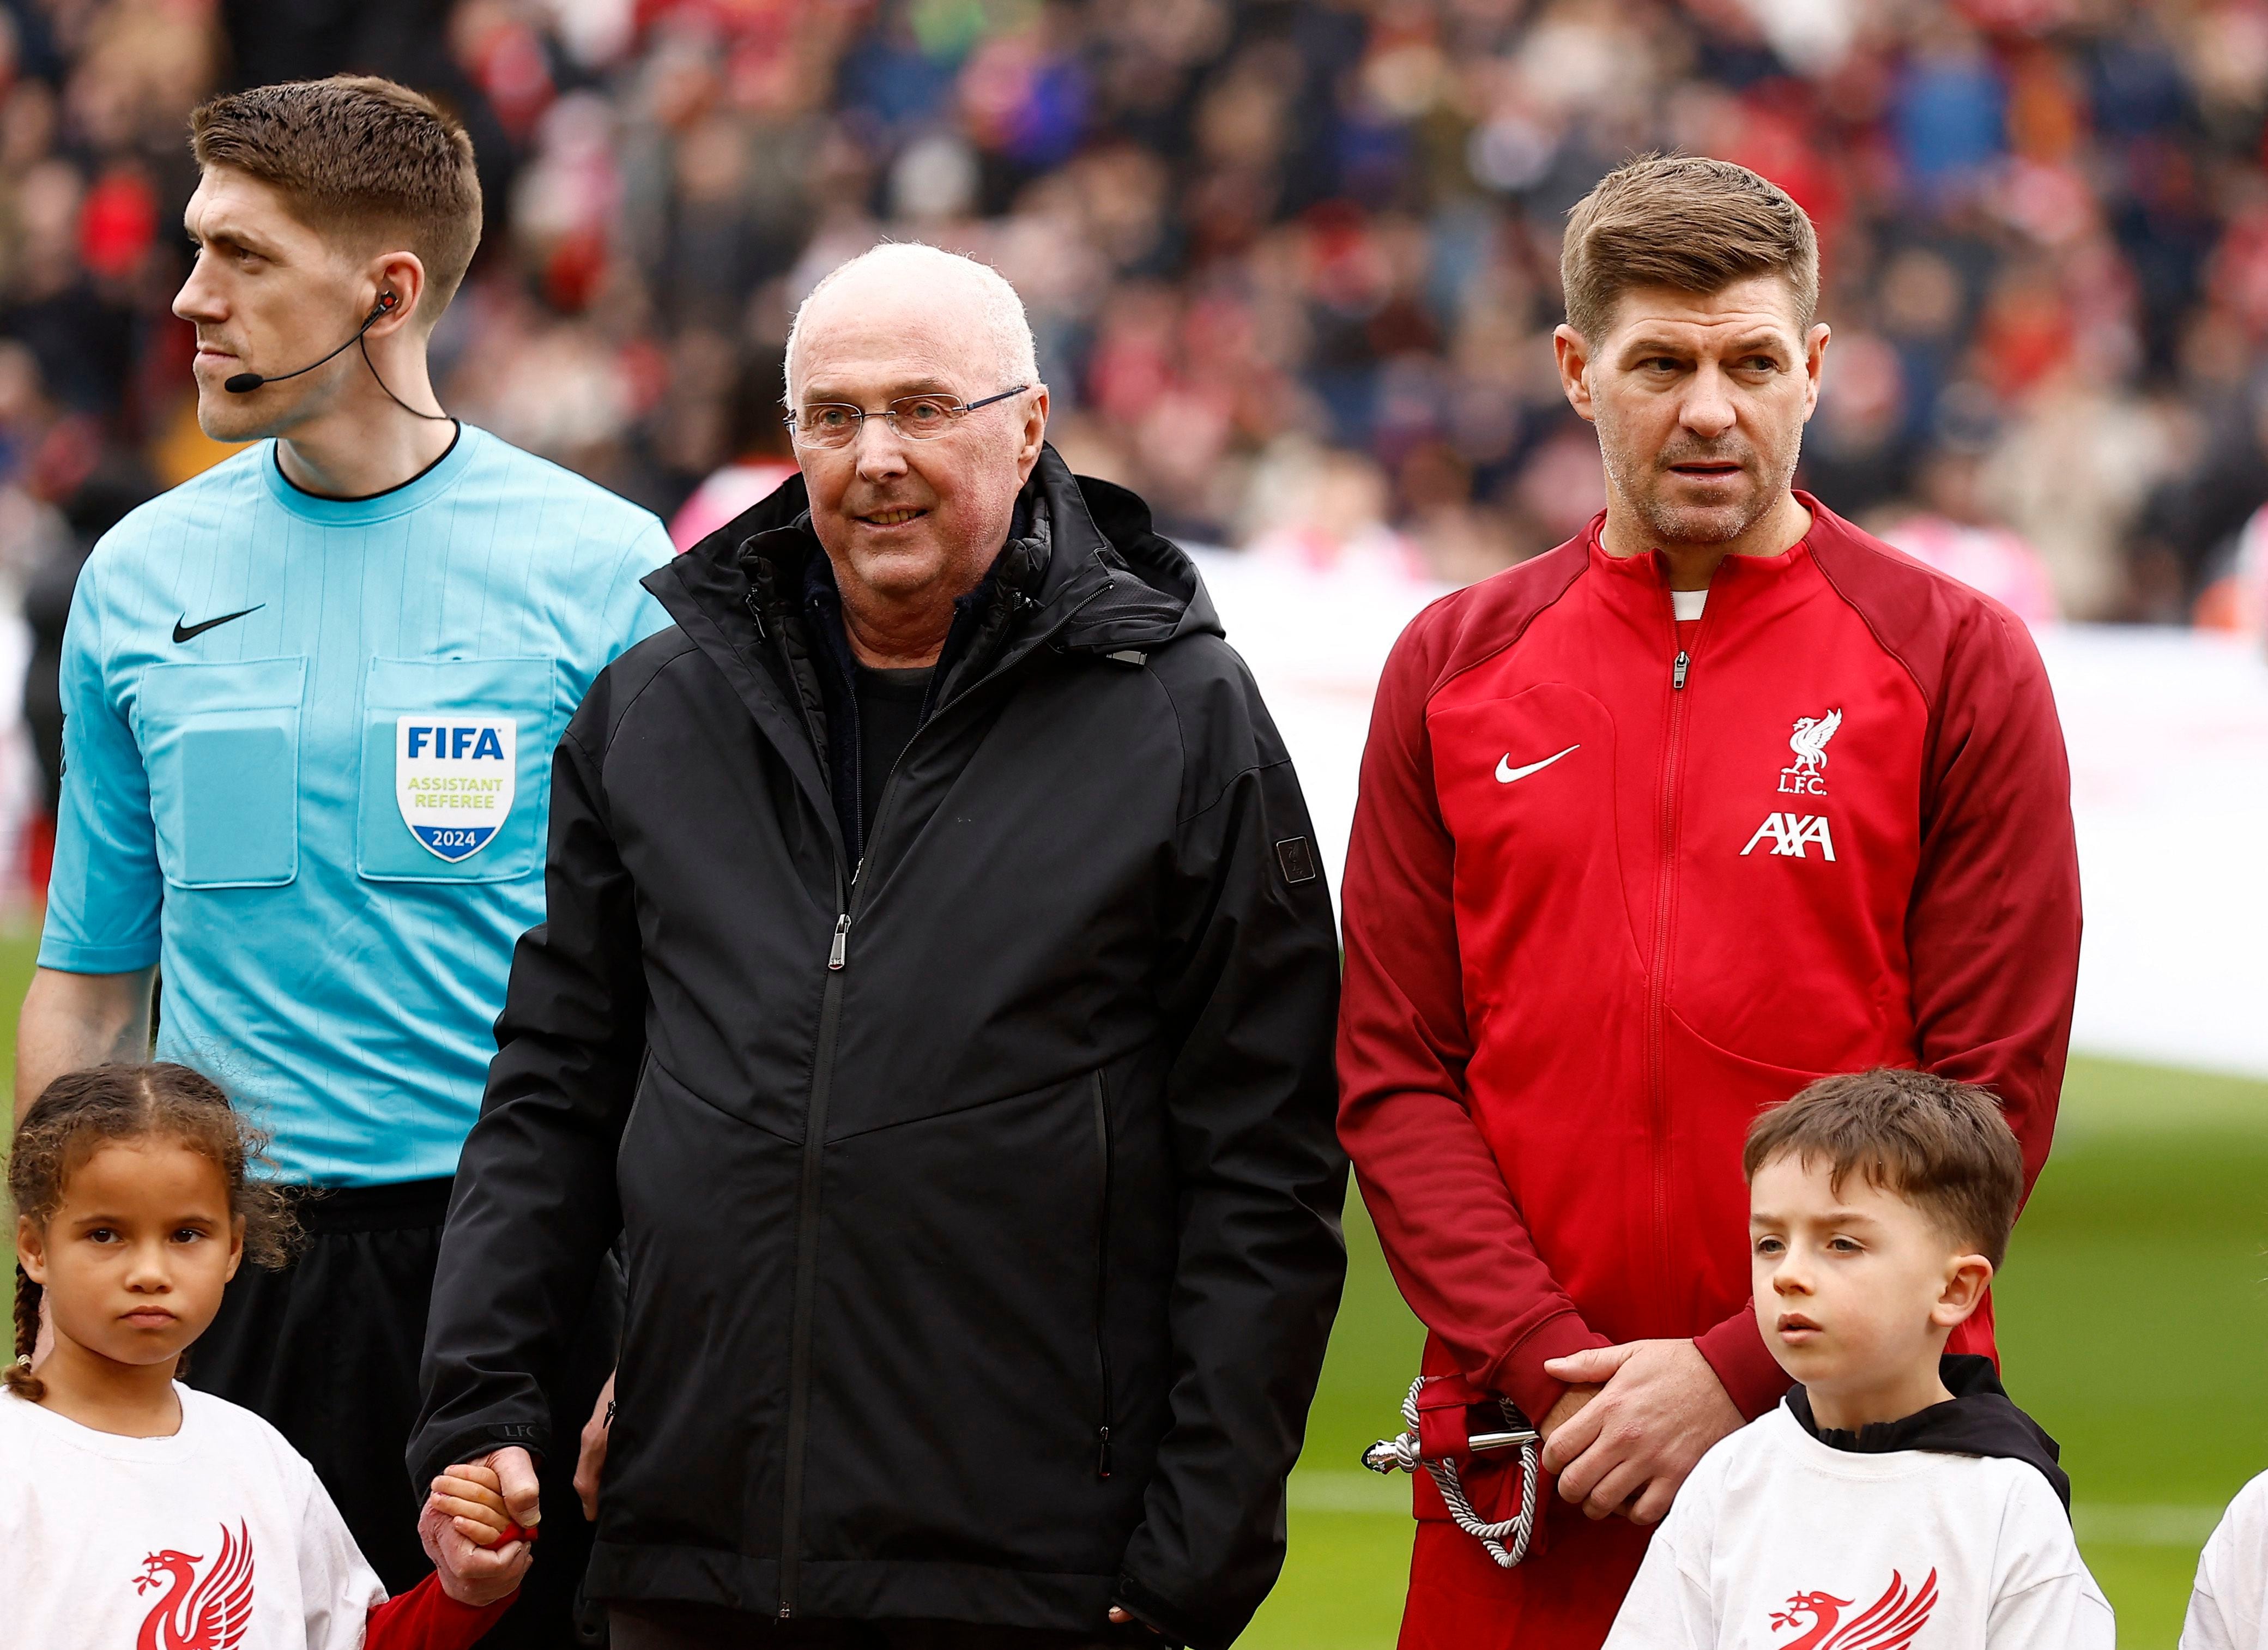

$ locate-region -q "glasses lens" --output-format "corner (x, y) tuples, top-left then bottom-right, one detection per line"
(891, 396), (959, 439)
(799, 405), (859, 447)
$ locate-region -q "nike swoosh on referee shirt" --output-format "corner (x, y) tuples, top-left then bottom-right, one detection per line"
(1496, 744), (1580, 783)
(172, 605), (264, 644)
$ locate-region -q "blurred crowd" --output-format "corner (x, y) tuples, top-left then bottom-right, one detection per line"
(9, 0), (2268, 652)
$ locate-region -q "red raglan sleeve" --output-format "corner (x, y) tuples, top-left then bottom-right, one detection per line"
(1904, 603), (2080, 1189)
(1697, 589), (2079, 1414)
(1336, 603), (1609, 1424)
(362, 1574), (516, 1650)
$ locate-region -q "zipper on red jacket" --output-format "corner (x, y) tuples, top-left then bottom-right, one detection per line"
(1646, 598), (1698, 1315)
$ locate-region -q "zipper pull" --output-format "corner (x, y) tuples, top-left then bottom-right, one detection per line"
(827, 912), (849, 971)
(1096, 1426), (1113, 1479)
(1672, 650), (1690, 691)
(744, 592), (767, 641)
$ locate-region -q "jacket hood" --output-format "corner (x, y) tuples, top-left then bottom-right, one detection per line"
(1787, 1354), (2072, 1513)
(650, 443), (1221, 657)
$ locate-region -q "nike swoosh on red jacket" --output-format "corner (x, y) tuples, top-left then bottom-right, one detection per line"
(1336, 493), (2080, 1550)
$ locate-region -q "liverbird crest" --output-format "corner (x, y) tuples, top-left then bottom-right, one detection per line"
(133, 1521), (256, 1650)
(1769, 1568), (1939, 1650)
(1787, 709), (1844, 777)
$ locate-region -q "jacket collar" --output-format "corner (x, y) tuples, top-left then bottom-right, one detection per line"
(640, 446), (1211, 857)
(1581, 489), (1864, 593)
(649, 443), (1211, 670)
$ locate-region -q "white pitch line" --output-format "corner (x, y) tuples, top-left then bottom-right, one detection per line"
(1289, 1471), (2225, 1550)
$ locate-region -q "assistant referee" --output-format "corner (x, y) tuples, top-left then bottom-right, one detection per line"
(16, 77), (669, 1646)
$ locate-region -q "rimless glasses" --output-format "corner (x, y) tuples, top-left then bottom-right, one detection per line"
(785, 385), (1030, 449)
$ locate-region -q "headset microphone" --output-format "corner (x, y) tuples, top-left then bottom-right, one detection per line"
(220, 292), (449, 421)
(222, 293), (396, 395)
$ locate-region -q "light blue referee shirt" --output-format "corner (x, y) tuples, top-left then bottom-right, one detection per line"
(40, 424), (673, 1184)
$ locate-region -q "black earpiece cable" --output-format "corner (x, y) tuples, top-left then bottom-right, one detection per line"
(223, 292), (451, 421)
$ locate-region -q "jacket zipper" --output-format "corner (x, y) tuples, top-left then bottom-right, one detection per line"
(755, 599), (849, 1622)
(763, 608), (1005, 1617)
(757, 574), (1111, 1613)
(1647, 610), (1695, 1313)
(1090, 1071), (1115, 1479)
(777, 887), (844, 1621)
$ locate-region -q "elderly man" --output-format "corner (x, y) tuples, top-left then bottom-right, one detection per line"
(410, 243), (1348, 1650)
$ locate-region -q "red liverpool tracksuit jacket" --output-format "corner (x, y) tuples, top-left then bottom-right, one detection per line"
(1336, 495), (2081, 1648)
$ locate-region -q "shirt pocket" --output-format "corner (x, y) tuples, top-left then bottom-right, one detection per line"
(135, 657), (306, 890)
(356, 657), (558, 884)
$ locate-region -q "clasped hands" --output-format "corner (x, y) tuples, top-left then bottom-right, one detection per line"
(417, 1458), (535, 1606)
(1535, 1338), (1743, 1527)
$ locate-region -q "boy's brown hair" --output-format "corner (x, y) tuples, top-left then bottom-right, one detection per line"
(190, 76), (483, 314)
(1560, 153), (1818, 344)
(1742, 1068), (2024, 1267)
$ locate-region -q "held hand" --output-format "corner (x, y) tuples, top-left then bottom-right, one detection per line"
(419, 1483), (531, 1608)
(576, 1372), (615, 1522)
(428, 1463), (513, 1548)
(1106, 1606), (1164, 1635)
(1538, 1339), (1741, 1526)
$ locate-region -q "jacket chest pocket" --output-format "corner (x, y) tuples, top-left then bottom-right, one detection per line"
(136, 658), (306, 889)
(355, 657), (557, 883)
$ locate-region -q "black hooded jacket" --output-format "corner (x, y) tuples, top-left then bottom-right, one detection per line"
(1787, 1354), (2072, 1512)
(410, 448), (1349, 1649)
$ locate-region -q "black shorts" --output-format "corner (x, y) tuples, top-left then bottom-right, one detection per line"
(189, 1176), (620, 1649)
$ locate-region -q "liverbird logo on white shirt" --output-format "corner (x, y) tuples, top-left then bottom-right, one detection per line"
(132, 1521), (255, 1650)
(1778, 709), (1843, 796)
(1768, 1567), (1938, 1649)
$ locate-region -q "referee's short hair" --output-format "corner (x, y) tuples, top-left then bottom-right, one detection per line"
(1744, 1068), (2025, 1268)
(1561, 153), (1818, 346)
(190, 76), (483, 315)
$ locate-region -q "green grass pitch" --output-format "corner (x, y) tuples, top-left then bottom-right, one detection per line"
(0, 927), (2259, 1646)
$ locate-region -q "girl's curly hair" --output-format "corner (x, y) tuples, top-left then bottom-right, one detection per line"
(8, 1063), (297, 1401)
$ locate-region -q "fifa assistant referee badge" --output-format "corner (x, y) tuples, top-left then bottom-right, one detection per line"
(395, 717), (517, 862)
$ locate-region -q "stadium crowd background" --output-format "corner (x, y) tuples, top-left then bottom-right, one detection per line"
(14, 0), (2268, 630)
(0, 7), (2265, 1645)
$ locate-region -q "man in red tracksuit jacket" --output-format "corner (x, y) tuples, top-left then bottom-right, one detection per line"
(1338, 157), (2080, 1648)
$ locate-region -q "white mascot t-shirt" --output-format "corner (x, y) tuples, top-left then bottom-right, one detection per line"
(1, 1384), (386, 1649)
(1606, 1406), (2114, 1648)
(2185, 1470), (2268, 1650)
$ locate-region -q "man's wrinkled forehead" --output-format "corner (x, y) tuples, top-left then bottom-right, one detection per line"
(792, 274), (994, 403)
(1598, 273), (1812, 353)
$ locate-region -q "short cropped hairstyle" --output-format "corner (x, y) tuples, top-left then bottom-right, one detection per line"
(784, 241), (1039, 403)
(190, 76), (483, 314)
(1743, 1068), (2025, 1268)
(1561, 153), (1818, 344)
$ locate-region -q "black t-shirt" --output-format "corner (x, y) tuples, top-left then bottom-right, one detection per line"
(856, 665), (932, 843)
